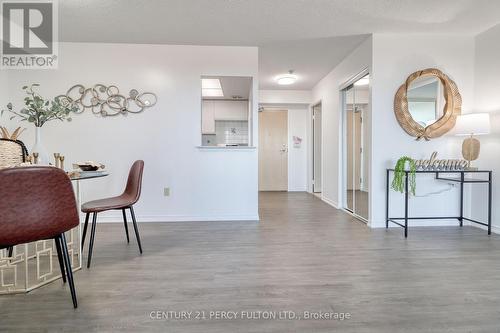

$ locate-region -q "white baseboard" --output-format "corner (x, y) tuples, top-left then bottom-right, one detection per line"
(465, 221), (500, 235)
(370, 219), (500, 234)
(288, 187), (308, 192)
(372, 220), (460, 228)
(82, 214), (260, 223)
(320, 196), (339, 209)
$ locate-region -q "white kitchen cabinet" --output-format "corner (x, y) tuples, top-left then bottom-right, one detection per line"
(214, 100), (248, 121)
(202, 100), (216, 134)
(202, 100), (248, 134)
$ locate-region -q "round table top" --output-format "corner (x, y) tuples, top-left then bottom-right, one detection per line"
(69, 172), (109, 181)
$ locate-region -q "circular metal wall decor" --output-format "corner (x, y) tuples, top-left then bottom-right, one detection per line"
(394, 68), (462, 141)
(57, 84), (157, 117)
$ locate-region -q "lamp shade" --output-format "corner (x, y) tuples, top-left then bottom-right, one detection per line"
(454, 113), (490, 136)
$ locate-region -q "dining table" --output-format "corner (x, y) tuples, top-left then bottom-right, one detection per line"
(0, 170), (108, 295)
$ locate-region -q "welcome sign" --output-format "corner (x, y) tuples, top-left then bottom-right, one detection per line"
(414, 151), (469, 170)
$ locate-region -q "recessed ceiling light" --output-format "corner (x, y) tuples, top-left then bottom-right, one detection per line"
(276, 70), (298, 85)
(354, 75), (370, 86)
(202, 78), (222, 89)
(201, 78), (223, 97)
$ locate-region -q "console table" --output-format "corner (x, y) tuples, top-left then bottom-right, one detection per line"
(386, 169), (492, 238)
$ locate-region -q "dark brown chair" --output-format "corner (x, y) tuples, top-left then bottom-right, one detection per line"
(0, 138), (29, 257)
(0, 166), (79, 308)
(81, 160), (144, 268)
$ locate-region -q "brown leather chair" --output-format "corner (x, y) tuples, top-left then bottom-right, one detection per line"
(0, 166), (79, 308)
(1, 138), (29, 258)
(81, 160), (144, 268)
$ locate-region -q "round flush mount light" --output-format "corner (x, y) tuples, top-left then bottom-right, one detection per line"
(276, 70), (298, 85)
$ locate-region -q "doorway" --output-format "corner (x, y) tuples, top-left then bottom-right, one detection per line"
(312, 103), (322, 193)
(342, 74), (369, 221)
(259, 110), (288, 191)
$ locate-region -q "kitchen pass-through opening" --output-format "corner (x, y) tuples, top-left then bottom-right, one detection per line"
(201, 76), (253, 147)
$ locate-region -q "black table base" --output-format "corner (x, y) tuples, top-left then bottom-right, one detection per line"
(386, 169), (492, 238)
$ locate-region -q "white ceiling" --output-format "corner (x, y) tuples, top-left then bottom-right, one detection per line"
(59, 0), (500, 89)
(259, 36), (368, 89)
(202, 76), (252, 100)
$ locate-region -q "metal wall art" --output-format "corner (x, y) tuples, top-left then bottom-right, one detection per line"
(58, 84), (157, 117)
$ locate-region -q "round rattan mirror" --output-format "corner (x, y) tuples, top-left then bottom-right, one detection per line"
(394, 68), (462, 141)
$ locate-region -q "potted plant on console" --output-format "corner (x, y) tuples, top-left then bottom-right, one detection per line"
(392, 156), (417, 195)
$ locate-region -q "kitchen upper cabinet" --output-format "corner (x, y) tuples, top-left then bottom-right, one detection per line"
(202, 100), (248, 134)
(214, 100), (248, 121)
(202, 100), (216, 134)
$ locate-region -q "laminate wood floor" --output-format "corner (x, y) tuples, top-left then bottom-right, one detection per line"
(1, 192), (500, 332)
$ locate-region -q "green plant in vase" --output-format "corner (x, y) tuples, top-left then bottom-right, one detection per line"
(2, 84), (78, 165)
(392, 156), (417, 195)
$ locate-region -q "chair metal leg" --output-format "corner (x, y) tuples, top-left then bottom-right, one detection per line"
(122, 209), (130, 243)
(87, 213), (98, 268)
(54, 237), (66, 283)
(129, 206), (143, 254)
(59, 233), (77, 308)
(81, 212), (90, 251)
(59, 234), (77, 308)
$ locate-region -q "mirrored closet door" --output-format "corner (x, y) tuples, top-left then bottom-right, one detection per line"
(343, 74), (369, 221)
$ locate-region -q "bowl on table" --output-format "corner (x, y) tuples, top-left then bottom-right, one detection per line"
(78, 165), (99, 171)
(73, 161), (105, 172)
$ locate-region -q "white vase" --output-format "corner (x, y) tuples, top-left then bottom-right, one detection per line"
(32, 126), (50, 165)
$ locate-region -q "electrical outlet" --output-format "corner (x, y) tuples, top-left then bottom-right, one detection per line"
(163, 187), (170, 196)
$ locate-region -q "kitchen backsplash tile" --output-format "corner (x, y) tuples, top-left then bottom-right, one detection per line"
(215, 120), (248, 145)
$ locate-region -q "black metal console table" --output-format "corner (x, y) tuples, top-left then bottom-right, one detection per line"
(386, 169), (492, 238)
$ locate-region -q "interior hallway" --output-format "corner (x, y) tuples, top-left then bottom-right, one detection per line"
(1, 192), (500, 332)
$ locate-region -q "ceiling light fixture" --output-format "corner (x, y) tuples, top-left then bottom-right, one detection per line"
(276, 70), (298, 85)
(354, 75), (370, 86)
(201, 78), (223, 97)
(202, 78), (221, 89)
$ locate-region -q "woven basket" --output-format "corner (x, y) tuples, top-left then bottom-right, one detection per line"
(0, 139), (28, 169)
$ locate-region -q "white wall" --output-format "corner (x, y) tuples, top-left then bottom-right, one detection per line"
(2, 42), (259, 222)
(371, 34), (475, 227)
(259, 90), (312, 105)
(0, 72), (7, 107)
(311, 36), (372, 209)
(287, 107), (308, 191)
(472, 23), (500, 233)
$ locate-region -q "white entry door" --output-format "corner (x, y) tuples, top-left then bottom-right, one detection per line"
(259, 111), (288, 191)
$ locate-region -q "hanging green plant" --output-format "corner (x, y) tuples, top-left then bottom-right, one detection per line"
(392, 156), (417, 195)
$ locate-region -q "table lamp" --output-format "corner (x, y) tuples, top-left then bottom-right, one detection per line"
(454, 113), (490, 170)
